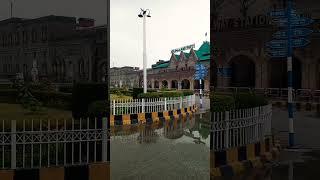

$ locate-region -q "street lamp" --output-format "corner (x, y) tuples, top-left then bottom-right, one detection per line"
(138, 8), (151, 93)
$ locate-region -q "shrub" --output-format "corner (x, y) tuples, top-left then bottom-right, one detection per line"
(210, 94), (235, 112)
(181, 90), (194, 96)
(210, 92), (268, 112)
(28, 79), (56, 92)
(137, 92), (161, 99)
(233, 92), (268, 109)
(59, 86), (73, 93)
(137, 91), (186, 98)
(72, 83), (108, 118)
(31, 90), (72, 110)
(161, 91), (183, 97)
(132, 88), (144, 99)
(147, 89), (157, 93)
(88, 100), (108, 117)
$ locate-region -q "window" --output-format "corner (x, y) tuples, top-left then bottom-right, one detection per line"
(16, 64), (20, 72)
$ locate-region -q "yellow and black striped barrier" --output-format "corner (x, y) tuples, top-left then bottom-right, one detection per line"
(110, 105), (197, 126)
(210, 137), (281, 177)
(0, 162), (110, 180)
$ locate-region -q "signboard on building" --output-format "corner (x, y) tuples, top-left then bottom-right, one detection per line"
(171, 44), (195, 53)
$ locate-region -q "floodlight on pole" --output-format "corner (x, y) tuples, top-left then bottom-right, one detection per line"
(138, 8), (151, 93)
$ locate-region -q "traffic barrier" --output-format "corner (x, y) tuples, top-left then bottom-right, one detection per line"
(110, 105), (197, 126)
(211, 137), (281, 177)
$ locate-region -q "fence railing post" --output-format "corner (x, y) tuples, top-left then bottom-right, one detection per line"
(102, 117), (108, 162)
(113, 100), (116, 115)
(180, 96), (183, 109)
(164, 98), (167, 111)
(11, 119), (17, 169)
(142, 98), (145, 113)
(224, 111), (229, 149)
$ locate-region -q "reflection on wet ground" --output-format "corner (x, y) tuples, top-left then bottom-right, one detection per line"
(111, 109), (320, 180)
(111, 113), (210, 180)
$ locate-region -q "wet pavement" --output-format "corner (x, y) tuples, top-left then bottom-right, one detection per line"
(111, 100), (320, 180)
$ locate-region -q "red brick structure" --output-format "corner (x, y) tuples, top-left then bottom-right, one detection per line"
(146, 41), (211, 90)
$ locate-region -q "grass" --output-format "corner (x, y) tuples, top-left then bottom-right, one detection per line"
(0, 103), (72, 121)
(111, 94), (132, 100)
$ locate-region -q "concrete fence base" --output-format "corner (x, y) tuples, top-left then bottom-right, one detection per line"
(210, 137), (281, 177)
(0, 162), (110, 180)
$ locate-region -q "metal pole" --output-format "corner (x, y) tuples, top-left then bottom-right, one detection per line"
(287, 0), (295, 147)
(199, 79), (203, 109)
(143, 15), (147, 93)
(11, 119), (16, 169)
(10, 1), (13, 18)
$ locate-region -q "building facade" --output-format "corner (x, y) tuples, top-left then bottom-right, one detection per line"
(0, 15), (107, 83)
(211, 0), (320, 90)
(146, 41), (211, 90)
(110, 66), (141, 88)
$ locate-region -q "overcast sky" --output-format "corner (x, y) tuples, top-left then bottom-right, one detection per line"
(111, 0), (210, 68)
(0, 0), (107, 25)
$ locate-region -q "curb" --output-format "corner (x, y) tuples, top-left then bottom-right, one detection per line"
(210, 137), (281, 177)
(0, 162), (110, 180)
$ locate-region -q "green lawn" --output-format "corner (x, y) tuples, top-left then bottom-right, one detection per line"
(0, 103), (72, 121)
(111, 94), (132, 100)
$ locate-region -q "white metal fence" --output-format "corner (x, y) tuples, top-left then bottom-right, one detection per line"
(111, 95), (196, 115)
(214, 87), (320, 103)
(0, 118), (108, 169)
(211, 104), (272, 151)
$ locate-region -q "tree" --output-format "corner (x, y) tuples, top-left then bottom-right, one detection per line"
(12, 79), (43, 112)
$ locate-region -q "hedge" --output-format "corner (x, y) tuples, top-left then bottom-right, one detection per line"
(31, 90), (72, 110)
(210, 94), (235, 112)
(233, 92), (268, 109)
(132, 88), (158, 99)
(181, 90), (194, 96)
(87, 100), (109, 118)
(59, 86), (73, 93)
(137, 91), (190, 99)
(132, 88), (144, 99)
(210, 92), (268, 112)
(72, 83), (108, 119)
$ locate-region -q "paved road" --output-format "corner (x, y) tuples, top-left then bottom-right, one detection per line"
(111, 105), (320, 180)
(272, 108), (320, 149)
